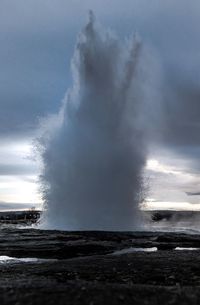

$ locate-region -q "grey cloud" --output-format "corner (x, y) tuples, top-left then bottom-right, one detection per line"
(0, 164), (37, 176)
(1, 0), (200, 141)
(186, 192), (200, 196)
(0, 202), (38, 211)
(162, 82), (200, 147)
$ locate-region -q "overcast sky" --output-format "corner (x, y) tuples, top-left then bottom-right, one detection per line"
(1, 0), (200, 210)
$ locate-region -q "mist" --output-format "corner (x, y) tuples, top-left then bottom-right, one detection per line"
(39, 12), (160, 230)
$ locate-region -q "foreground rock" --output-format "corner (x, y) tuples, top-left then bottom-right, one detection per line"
(0, 228), (200, 304)
(1, 228), (200, 258)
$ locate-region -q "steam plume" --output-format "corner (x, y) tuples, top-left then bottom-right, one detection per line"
(39, 12), (157, 230)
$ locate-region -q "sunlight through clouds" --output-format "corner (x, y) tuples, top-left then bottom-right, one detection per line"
(0, 139), (41, 210)
(145, 155), (200, 210)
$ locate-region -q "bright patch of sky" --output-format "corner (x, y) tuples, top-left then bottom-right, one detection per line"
(0, 139), (42, 210)
(143, 150), (200, 210)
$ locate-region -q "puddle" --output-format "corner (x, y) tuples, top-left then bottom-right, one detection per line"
(112, 247), (200, 255)
(0, 256), (57, 264)
(175, 247), (200, 251)
(112, 247), (157, 255)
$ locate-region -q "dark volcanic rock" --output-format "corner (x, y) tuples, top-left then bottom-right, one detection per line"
(0, 228), (200, 304)
(1, 228), (200, 259)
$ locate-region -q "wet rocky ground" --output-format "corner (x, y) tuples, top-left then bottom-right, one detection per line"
(1, 228), (200, 304)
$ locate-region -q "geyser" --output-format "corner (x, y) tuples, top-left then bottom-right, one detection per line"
(39, 12), (156, 230)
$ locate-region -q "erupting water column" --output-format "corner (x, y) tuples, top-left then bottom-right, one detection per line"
(39, 12), (150, 230)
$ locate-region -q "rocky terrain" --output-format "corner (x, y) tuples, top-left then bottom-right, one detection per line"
(0, 228), (200, 304)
